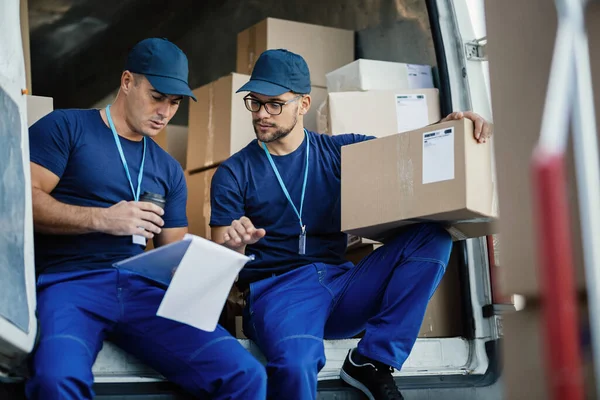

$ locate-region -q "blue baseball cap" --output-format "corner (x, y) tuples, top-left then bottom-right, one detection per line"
(237, 49), (311, 96)
(125, 38), (197, 102)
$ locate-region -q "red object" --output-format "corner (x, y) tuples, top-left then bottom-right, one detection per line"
(531, 148), (584, 400)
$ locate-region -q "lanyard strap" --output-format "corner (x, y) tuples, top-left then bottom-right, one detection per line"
(262, 129), (310, 228)
(105, 105), (146, 201)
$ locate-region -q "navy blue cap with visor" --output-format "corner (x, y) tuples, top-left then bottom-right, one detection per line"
(125, 38), (197, 102)
(237, 49), (311, 96)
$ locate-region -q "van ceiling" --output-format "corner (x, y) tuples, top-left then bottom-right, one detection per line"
(28, 0), (435, 119)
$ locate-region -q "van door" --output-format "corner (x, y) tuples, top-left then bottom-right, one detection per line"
(0, 0), (39, 380)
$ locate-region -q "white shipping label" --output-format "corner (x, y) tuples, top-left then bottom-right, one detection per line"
(406, 64), (434, 89)
(422, 127), (455, 184)
(396, 94), (429, 134)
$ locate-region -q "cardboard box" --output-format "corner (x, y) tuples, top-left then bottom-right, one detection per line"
(305, 86), (327, 133)
(26, 95), (53, 127)
(153, 128), (168, 151)
(326, 60), (434, 93)
(341, 119), (497, 241)
(325, 89), (441, 137)
(185, 168), (217, 240)
(187, 73), (253, 170)
(345, 243), (464, 338)
(167, 125), (188, 169)
(236, 18), (354, 88)
(502, 302), (596, 399)
(485, 0), (597, 296)
(154, 125), (188, 169)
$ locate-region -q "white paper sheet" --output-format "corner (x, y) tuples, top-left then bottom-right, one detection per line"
(113, 238), (193, 287)
(156, 235), (252, 332)
(422, 127), (455, 184)
(395, 94), (430, 134)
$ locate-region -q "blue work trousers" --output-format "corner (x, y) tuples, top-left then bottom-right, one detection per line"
(242, 223), (453, 400)
(26, 268), (266, 400)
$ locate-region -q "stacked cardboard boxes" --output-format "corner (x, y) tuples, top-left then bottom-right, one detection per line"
(486, 0), (598, 398)
(317, 59), (437, 135)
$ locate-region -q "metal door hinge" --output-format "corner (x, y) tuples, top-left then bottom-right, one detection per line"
(465, 37), (487, 61)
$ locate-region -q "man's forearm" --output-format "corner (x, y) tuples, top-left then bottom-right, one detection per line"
(32, 187), (104, 234)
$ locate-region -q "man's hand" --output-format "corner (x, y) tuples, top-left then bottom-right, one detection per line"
(221, 216), (266, 251)
(441, 111), (492, 144)
(96, 201), (165, 239)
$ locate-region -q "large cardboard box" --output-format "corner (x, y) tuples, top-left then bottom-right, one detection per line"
(325, 89), (440, 137)
(167, 125), (188, 169)
(341, 119), (497, 241)
(155, 125), (188, 169)
(236, 18), (354, 88)
(345, 243), (464, 338)
(485, 0), (598, 296)
(187, 73), (253, 171)
(26, 95), (53, 127)
(503, 302), (595, 399)
(186, 168), (217, 240)
(326, 60), (434, 93)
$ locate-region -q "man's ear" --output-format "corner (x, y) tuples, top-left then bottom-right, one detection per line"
(121, 71), (135, 94)
(299, 94), (311, 115)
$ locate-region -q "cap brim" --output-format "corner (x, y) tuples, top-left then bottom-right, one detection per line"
(145, 75), (197, 102)
(236, 79), (290, 96)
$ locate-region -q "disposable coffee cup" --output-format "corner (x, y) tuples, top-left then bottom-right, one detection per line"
(139, 192), (166, 209)
(134, 192), (166, 246)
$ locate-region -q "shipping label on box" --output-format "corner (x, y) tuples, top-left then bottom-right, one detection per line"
(341, 119), (498, 241)
(187, 73), (253, 171)
(326, 89), (440, 138)
(326, 59), (434, 93)
(236, 18), (354, 88)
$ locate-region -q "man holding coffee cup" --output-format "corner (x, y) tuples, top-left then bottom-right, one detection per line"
(26, 38), (266, 400)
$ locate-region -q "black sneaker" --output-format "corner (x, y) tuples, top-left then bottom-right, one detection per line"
(340, 349), (404, 400)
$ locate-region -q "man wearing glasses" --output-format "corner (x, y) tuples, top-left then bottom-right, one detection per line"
(210, 49), (492, 400)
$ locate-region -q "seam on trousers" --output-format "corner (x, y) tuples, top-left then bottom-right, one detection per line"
(273, 334), (323, 348)
(405, 256), (447, 269)
(187, 336), (238, 362)
(41, 334), (94, 359)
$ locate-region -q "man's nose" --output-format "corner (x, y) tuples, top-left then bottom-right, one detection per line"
(254, 105), (270, 119)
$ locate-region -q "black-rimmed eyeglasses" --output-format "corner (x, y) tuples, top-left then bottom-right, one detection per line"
(243, 95), (302, 115)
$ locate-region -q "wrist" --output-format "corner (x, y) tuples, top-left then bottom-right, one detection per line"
(90, 207), (106, 233)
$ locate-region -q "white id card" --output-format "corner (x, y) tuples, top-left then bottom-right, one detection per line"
(133, 234), (147, 246)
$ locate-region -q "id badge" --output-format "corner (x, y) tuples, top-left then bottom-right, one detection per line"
(132, 234), (147, 246)
(298, 225), (306, 255)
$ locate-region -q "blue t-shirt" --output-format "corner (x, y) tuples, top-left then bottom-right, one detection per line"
(30, 109), (188, 275)
(210, 130), (373, 286)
